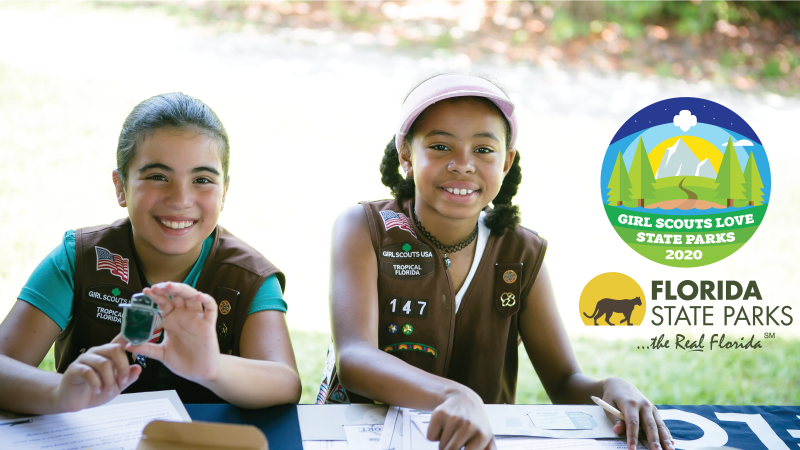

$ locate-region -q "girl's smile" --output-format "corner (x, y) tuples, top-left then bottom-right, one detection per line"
(439, 181), (480, 203)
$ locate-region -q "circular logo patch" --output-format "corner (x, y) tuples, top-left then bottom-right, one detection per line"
(219, 300), (232, 315)
(502, 270), (517, 284)
(387, 323), (398, 335)
(579, 273), (646, 326)
(402, 324), (413, 335)
(600, 98), (770, 267)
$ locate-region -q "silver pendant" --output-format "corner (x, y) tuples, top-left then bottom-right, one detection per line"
(443, 254), (451, 269)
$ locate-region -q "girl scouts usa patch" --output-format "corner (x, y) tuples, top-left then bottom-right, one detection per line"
(379, 242), (435, 279)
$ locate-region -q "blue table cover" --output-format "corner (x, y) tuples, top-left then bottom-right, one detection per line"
(185, 404), (800, 450)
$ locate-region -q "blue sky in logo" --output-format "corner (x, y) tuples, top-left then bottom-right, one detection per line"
(600, 97), (771, 207)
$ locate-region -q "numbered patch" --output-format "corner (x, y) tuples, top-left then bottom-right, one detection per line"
(384, 296), (429, 318)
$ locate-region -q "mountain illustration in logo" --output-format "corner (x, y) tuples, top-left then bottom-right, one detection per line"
(655, 138), (717, 179)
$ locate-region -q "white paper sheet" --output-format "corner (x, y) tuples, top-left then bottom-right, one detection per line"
(486, 405), (617, 439)
(298, 404), (388, 441)
(0, 397), (183, 450)
(302, 441), (350, 450)
(379, 406), (400, 450)
(344, 424), (383, 450)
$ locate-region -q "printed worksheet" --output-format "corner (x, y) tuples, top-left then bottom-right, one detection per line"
(0, 398), (183, 450)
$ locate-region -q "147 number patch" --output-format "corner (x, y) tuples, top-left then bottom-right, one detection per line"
(384, 296), (429, 318)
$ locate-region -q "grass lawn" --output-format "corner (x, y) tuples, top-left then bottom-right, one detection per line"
(38, 331), (800, 406)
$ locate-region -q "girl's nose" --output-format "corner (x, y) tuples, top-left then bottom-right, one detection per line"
(447, 149), (476, 174)
(165, 182), (193, 209)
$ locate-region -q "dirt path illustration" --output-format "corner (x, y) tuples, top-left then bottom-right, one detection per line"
(646, 177), (726, 210)
(678, 177), (698, 200)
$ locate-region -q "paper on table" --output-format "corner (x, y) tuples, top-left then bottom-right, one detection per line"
(344, 424), (383, 450)
(0, 398), (183, 450)
(527, 411), (598, 430)
(496, 437), (648, 450)
(302, 441), (350, 450)
(379, 406), (400, 450)
(298, 404), (388, 441)
(486, 405), (617, 439)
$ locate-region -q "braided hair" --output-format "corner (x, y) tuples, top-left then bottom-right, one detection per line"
(379, 78), (523, 235)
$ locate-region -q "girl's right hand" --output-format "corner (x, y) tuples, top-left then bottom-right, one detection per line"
(427, 385), (497, 450)
(56, 336), (141, 412)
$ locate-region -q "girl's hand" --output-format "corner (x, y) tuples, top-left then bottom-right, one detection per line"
(125, 282), (221, 384)
(603, 377), (674, 450)
(57, 336), (141, 412)
(426, 385), (497, 450)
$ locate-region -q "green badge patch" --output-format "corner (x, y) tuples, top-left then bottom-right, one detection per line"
(112, 288), (121, 297)
(402, 243), (412, 252)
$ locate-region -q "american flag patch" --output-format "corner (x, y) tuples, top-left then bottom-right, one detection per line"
(95, 246), (130, 284)
(379, 210), (417, 238)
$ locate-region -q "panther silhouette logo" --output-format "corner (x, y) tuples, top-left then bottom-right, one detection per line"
(583, 297), (642, 326)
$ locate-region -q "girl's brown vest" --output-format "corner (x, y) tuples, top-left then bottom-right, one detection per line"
(54, 219), (284, 403)
(326, 199), (547, 405)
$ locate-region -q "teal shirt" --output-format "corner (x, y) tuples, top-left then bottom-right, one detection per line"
(19, 230), (286, 330)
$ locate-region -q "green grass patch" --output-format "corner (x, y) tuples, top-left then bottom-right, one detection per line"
(36, 332), (800, 405)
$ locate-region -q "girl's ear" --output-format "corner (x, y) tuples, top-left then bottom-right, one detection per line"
(503, 149), (517, 175)
(112, 170), (126, 207)
(221, 178), (230, 212)
(398, 146), (413, 177)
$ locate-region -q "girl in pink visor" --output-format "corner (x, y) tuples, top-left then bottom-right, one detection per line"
(324, 73), (673, 450)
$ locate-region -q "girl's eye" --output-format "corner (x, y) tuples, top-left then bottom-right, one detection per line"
(475, 147), (494, 154)
(194, 177), (213, 184)
(147, 174), (167, 181)
(431, 144), (450, 151)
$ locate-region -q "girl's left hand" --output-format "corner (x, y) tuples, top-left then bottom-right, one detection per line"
(602, 377), (674, 450)
(124, 282), (220, 384)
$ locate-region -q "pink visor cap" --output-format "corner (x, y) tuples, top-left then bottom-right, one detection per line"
(395, 74), (517, 152)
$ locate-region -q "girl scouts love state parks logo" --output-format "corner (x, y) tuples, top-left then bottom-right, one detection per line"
(600, 97), (770, 267)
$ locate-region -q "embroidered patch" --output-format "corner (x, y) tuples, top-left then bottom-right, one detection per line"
(402, 324), (414, 335)
(95, 246), (130, 284)
(382, 342), (437, 358)
(384, 296), (430, 318)
(219, 300), (232, 315)
(329, 383), (350, 403)
(379, 210), (417, 238)
(387, 323), (398, 334)
(379, 242), (435, 280)
(503, 270), (517, 284)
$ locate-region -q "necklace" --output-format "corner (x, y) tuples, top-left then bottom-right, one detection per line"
(413, 211), (478, 269)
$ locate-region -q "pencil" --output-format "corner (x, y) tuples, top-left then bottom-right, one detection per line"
(591, 396), (625, 420)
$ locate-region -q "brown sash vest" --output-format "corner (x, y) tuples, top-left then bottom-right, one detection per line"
(326, 198), (547, 404)
(54, 219), (284, 403)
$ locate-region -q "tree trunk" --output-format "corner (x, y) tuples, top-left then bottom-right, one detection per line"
(617, 201), (623, 206)
(749, 201), (754, 206)
(727, 199), (734, 207)
(638, 198), (644, 207)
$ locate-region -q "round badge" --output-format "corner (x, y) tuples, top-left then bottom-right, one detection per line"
(402, 324), (413, 335)
(386, 323), (398, 335)
(502, 270), (517, 284)
(219, 300), (232, 315)
(600, 98), (770, 267)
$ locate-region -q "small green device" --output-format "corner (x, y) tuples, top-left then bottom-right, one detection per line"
(119, 293), (158, 346)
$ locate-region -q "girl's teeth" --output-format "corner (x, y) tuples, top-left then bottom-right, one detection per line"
(161, 220), (193, 229)
(444, 188), (475, 196)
